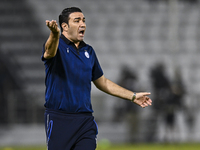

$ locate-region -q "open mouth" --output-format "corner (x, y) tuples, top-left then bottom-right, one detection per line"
(79, 29), (85, 36)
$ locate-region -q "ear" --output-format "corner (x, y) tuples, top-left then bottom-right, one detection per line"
(61, 22), (68, 32)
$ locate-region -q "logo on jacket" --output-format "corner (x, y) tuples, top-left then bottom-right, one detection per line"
(84, 50), (89, 58)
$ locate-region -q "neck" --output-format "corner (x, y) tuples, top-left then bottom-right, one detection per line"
(74, 42), (80, 48)
(62, 32), (80, 48)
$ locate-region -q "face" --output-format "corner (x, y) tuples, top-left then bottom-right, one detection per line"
(62, 12), (86, 43)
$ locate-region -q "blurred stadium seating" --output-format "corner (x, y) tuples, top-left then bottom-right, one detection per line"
(0, 0), (200, 144)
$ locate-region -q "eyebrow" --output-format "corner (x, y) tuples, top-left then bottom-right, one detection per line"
(74, 17), (85, 20)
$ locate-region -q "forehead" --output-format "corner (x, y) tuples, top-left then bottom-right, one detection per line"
(69, 12), (85, 19)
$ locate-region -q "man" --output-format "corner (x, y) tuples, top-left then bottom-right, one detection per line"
(42, 7), (152, 150)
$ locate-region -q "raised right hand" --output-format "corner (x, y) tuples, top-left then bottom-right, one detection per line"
(46, 20), (60, 33)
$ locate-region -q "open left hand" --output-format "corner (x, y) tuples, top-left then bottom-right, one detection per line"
(133, 92), (152, 108)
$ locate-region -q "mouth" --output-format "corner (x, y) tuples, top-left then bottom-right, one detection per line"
(78, 29), (85, 37)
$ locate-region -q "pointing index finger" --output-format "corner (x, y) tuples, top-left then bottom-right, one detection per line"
(143, 92), (151, 96)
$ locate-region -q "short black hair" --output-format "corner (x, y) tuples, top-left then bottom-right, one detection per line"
(59, 7), (82, 32)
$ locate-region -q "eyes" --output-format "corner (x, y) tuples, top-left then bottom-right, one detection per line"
(74, 18), (85, 23)
(74, 20), (85, 23)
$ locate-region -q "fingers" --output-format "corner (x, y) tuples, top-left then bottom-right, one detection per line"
(46, 20), (57, 27)
(142, 92), (151, 96)
(141, 97), (152, 108)
(136, 92), (151, 99)
(145, 98), (152, 106)
(46, 20), (50, 26)
(46, 20), (60, 33)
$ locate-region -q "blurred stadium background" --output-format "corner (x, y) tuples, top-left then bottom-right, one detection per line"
(0, 0), (200, 147)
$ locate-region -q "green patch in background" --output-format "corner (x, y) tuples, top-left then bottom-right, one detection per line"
(0, 143), (200, 150)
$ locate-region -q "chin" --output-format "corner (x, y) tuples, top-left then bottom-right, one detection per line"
(78, 38), (84, 41)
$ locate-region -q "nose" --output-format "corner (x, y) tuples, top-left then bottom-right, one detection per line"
(80, 20), (86, 27)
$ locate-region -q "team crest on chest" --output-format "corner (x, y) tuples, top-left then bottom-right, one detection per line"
(84, 50), (89, 58)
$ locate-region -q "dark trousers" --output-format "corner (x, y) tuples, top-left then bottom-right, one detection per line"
(45, 109), (98, 150)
